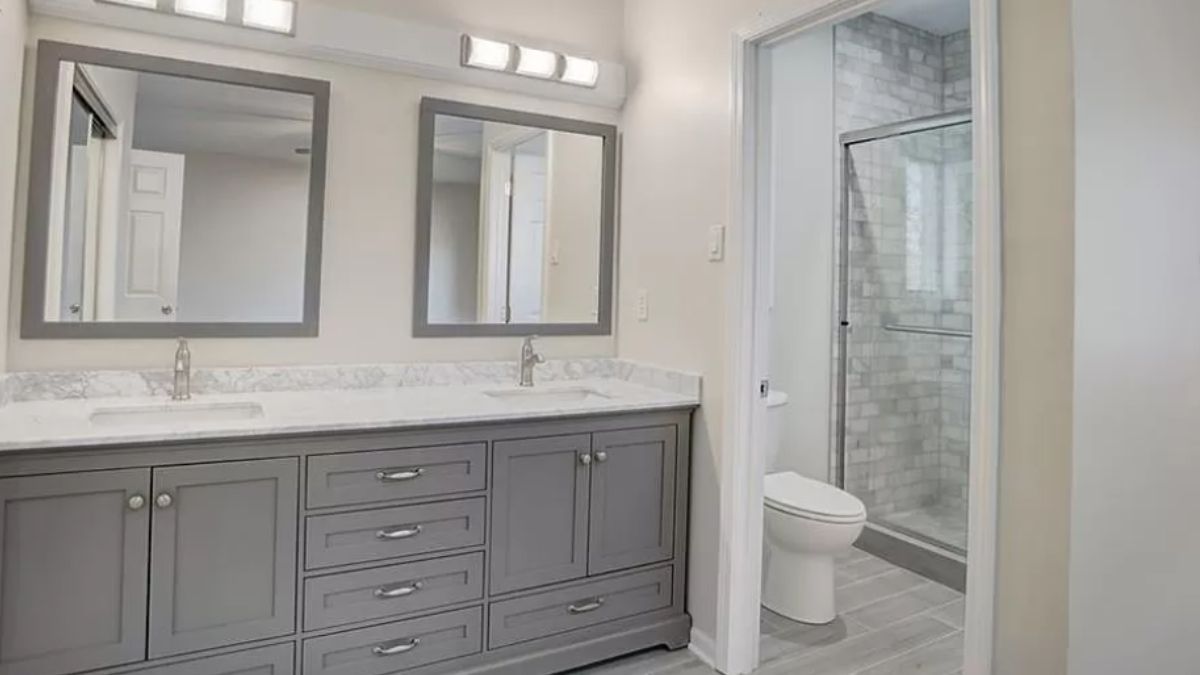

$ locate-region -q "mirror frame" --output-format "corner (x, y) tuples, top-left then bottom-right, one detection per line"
(413, 98), (617, 337)
(21, 41), (331, 339)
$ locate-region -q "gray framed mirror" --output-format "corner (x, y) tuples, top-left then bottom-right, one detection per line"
(21, 41), (330, 339)
(414, 98), (617, 337)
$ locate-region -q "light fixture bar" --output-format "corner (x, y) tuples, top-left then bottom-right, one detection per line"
(98, 0), (159, 8)
(461, 35), (601, 88)
(98, 0), (298, 36)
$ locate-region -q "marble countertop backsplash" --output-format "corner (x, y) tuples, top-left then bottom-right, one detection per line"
(0, 358), (700, 405)
(0, 358), (701, 452)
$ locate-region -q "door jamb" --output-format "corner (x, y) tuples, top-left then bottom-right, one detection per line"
(717, 0), (1002, 672)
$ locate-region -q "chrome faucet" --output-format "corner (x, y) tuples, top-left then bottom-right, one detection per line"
(171, 338), (191, 401)
(518, 336), (545, 388)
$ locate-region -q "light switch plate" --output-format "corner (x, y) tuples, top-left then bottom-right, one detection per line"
(636, 290), (649, 321)
(708, 225), (725, 261)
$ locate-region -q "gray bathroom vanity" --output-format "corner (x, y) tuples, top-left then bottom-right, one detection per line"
(0, 405), (694, 675)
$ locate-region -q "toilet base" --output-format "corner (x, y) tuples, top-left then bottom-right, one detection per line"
(762, 548), (836, 625)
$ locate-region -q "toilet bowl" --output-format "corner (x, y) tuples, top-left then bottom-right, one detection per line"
(762, 391), (867, 624)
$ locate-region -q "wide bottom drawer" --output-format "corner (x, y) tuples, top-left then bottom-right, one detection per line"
(488, 567), (673, 649)
(303, 607), (482, 675)
(130, 643), (293, 675)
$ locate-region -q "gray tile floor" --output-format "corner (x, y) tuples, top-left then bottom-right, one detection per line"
(884, 505), (969, 553)
(572, 549), (964, 675)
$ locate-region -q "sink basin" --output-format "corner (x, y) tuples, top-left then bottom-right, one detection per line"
(483, 386), (611, 406)
(89, 401), (265, 427)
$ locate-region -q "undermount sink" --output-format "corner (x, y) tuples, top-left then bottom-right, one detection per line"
(483, 386), (612, 405)
(89, 401), (265, 427)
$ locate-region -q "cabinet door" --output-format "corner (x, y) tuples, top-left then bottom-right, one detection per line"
(149, 459), (298, 658)
(490, 434), (591, 594)
(588, 427), (678, 575)
(0, 469), (151, 675)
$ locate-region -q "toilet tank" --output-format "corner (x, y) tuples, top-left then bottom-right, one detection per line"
(765, 389), (789, 472)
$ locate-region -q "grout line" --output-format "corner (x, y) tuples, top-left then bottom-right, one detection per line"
(845, 619), (962, 675)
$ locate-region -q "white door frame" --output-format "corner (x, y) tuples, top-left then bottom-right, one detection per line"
(716, 0), (1002, 673)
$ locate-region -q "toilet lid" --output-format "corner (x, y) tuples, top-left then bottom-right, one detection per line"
(764, 471), (866, 523)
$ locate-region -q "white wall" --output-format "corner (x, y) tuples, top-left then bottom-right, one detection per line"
(545, 131), (602, 324)
(8, 16), (620, 370)
(1069, 1), (1200, 672)
(315, 0), (624, 62)
(176, 151), (309, 323)
(762, 25), (835, 481)
(428, 181), (480, 323)
(0, 0), (27, 372)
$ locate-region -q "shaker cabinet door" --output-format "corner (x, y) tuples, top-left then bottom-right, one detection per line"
(148, 458), (298, 658)
(490, 434), (592, 595)
(588, 426), (678, 575)
(0, 469), (152, 675)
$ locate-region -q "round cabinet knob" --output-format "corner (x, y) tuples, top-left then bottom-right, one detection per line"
(69, 304), (81, 315)
(155, 493), (174, 509)
(579, 453), (592, 466)
(594, 451), (608, 464)
(128, 494), (146, 511)
(161, 305), (174, 316)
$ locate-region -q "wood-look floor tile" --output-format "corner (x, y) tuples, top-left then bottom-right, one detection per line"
(847, 583), (962, 630)
(857, 632), (964, 675)
(836, 568), (929, 613)
(759, 616), (868, 664)
(928, 598), (965, 629)
(754, 616), (956, 675)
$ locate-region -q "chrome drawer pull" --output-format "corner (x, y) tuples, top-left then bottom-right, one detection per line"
(567, 597), (605, 614)
(372, 638), (420, 656)
(374, 581), (423, 599)
(376, 468), (425, 482)
(376, 524), (423, 540)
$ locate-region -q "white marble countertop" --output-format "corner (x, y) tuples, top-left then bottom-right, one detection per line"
(0, 378), (698, 453)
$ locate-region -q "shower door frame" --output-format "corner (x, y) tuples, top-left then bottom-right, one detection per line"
(835, 110), (975, 554)
(717, 1), (1003, 674)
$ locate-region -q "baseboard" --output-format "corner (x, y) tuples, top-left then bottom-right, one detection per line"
(689, 627), (716, 669)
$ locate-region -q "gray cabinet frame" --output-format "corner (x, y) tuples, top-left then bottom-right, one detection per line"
(0, 407), (694, 675)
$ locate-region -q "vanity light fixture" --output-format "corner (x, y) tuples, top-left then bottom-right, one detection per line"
(561, 55), (600, 87)
(242, 0), (296, 34)
(462, 35), (513, 72)
(174, 0), (227, 22)
(516, 46), (560, 79)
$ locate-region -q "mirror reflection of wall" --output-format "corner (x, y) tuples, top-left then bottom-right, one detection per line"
(43, 61), (315, 325)
(427, 114), (603, 326)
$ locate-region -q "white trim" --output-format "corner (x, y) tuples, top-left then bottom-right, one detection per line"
(961, 0), (1002, 672)
(29, 0), (628, 109)
(689, 627), (717, 669)
(718, 1), (1002, 674)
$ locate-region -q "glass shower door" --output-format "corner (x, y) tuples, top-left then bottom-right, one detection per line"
(838, 118), (973, 554)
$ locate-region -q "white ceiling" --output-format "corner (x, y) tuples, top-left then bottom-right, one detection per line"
(117, 69), (314, 162)
(871, 0), (971, 35)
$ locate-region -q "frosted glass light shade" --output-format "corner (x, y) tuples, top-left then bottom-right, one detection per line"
(463, 36), (513, 71)
(516, 46), (559, 79)
(174, 0), (227, 21)
(243, 0), (295, 33)
(561, 55), (600, 87)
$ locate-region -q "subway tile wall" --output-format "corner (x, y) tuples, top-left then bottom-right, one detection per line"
(831, 13), (973, 540)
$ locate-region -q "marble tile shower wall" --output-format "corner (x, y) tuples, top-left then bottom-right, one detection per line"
(831, 14), (974, 524)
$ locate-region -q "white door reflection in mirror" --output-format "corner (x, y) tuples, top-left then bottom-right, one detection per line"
(118, 150), (184, 322)
(428, 114), (603, 327)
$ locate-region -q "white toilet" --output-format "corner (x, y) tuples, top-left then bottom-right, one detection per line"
(762, 390), (867, 624)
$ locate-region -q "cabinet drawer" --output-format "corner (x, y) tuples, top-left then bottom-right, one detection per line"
(307, 444), (486, 509)
(305, 498), (486, 569)
(129, 643), (293, 675)
(487, 566), (673, 649)
(302, 607), (481, 675)
(304, 553), (484, 630)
